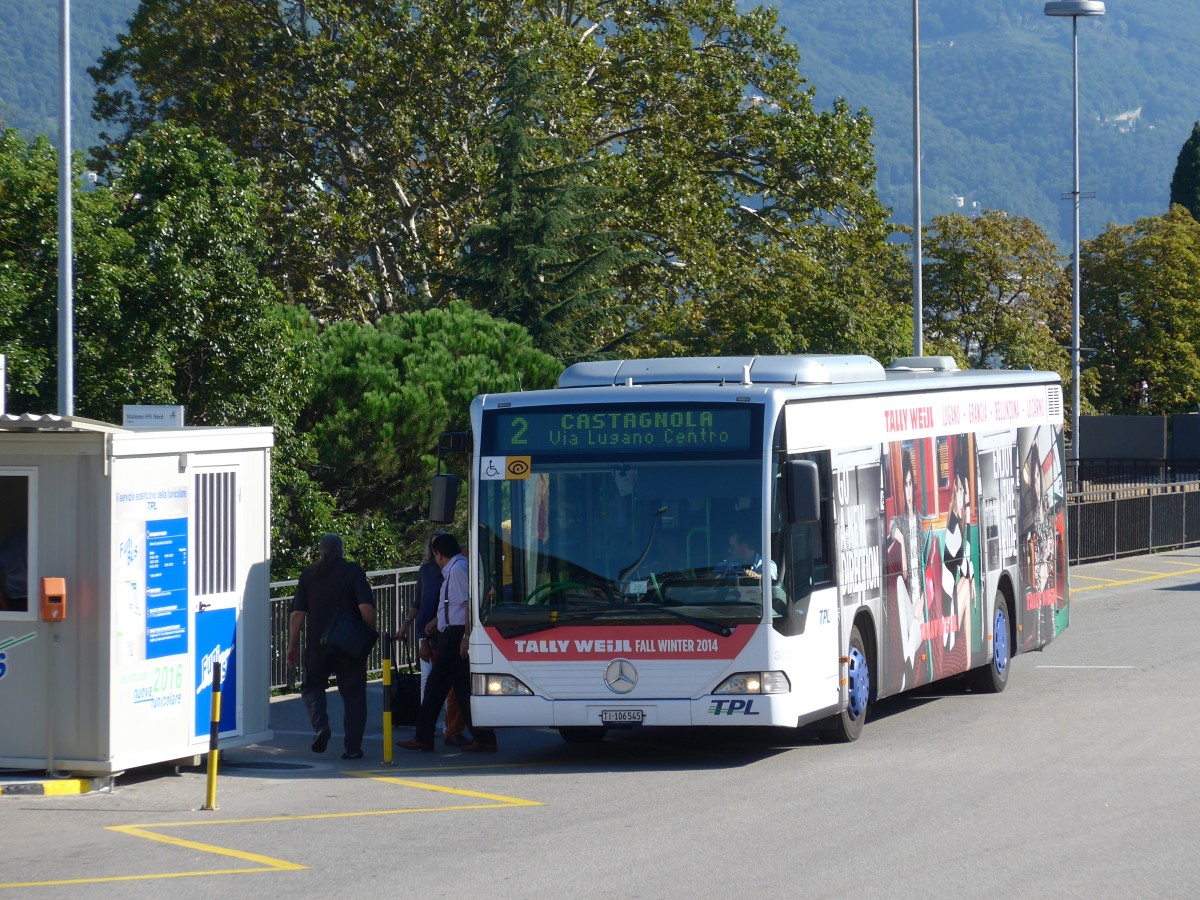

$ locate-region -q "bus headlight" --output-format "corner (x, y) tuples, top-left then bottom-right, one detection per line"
(713, 671), (790, 695)
(472, 673), (534, 696)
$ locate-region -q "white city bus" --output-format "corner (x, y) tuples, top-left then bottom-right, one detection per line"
(439, 355), (1067, 742)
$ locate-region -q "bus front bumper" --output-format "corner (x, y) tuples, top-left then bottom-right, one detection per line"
(470, 694), (829, 729)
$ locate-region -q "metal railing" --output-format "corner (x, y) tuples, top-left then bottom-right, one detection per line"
(1065, 457), (1200, 563)
(269, 567), (420, 692)
(1067, 482), (1200, 564)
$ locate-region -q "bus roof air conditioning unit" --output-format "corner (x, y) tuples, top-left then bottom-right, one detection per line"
(557, 355), (886, 389)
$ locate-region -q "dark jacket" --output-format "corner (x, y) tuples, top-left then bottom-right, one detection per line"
(412, 559), (443, 637)
(291, 555), (373, 641)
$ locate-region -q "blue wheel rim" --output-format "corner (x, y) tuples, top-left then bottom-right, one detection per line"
(847, 644), (869, 720)
(993, 606), (1009, 675)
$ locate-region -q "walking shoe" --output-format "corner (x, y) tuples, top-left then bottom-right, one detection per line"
(396, 738), (434, 752)
(312, 729), (332, 753)
(460, 741), (498, 753)
(444, 734), (470, 748)
(341, 749), (364, 760)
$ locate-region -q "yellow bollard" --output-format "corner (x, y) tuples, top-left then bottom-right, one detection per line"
(382, 654), (394, 765)
(202, 660), (221, 810)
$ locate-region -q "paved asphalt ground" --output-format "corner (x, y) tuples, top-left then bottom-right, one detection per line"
(2, 549), (1198, 897)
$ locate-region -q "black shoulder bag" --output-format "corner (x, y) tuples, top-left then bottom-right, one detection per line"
(320, 605), (378, 661)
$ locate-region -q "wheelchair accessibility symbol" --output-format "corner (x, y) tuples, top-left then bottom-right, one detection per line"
(480, 456), (531, 480)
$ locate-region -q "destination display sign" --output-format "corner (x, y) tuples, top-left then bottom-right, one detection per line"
(488, 406), (757, 455)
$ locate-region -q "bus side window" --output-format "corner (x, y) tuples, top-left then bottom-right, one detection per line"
(771, 522), (816, 636)
(804, 452), (834, 586)
(773, 452), (833, 636)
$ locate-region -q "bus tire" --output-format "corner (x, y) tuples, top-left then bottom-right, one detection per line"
(558, 726), (607, 743)
(969, 592), (1011, 694)
(821, 624), (869, 742)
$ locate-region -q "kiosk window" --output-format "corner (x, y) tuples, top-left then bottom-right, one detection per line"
(0, 473), (31, 614)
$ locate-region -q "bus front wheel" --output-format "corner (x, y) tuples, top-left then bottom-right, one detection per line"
(821, 624), (869, 742)
(969, 592), (1011, 694)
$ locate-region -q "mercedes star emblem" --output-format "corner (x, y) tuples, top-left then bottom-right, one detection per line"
(604, 658), (638, 694)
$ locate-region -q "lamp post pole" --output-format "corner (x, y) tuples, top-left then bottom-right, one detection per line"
(1045, 0), (1105, 464)
(57, 0), (73, 416)
(912, 0), (923, 356)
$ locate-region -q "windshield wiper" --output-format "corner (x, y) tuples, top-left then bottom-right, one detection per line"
(499, 605), (735, 639)
(497, 613), (595, 639)
(624, 604), (733, 637)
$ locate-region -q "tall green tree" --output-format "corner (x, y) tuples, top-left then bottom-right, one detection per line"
(78, 122), (304, 425)
(300, 302), (561, 566)
(0, 129), (59, 410)
(922, 210), (1071, 378)
(1081, 205), (1200, 415)
(0, 125), (328, 575)
(0, 124), (304, 423)
(1169, 121), (1200, 222)
(455, 53), (649, 360)
(91, 0), (900, 358)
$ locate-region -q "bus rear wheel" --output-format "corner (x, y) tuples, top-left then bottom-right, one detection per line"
(969, 592), (1011, 694)
(821, 624), (869, 742)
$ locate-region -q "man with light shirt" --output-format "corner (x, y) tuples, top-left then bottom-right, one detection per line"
(398, 532), (498, 753)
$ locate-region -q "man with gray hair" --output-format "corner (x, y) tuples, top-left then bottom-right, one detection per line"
(286, 533), (376, 759)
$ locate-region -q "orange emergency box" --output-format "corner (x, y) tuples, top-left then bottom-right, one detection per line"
(40, 576), (66, 621)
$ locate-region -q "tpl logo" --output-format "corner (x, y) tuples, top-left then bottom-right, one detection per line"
(708, 698), (761, 716)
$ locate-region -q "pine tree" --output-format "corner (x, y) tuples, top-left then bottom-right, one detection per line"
(1169, 121), (1200, 221)
(454, 53), (649, 360)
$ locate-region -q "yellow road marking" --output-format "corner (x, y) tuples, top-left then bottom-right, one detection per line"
(1070, 573), (1116, 582)
(0, 827), (304, 889)
(1072, 564), (1200, 593)
(348, 771), (543, 806)
(0, 775), (540, 890)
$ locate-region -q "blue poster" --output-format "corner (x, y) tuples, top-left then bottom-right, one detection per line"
(145, 517), (189, 660)
(194, 607), (238, 738)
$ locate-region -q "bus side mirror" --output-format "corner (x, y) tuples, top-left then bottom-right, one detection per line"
(429, 473), (459, 524)
(786, 460), (820, 524)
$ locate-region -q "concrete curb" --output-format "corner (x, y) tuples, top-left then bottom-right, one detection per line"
(0, 776), (109, 797)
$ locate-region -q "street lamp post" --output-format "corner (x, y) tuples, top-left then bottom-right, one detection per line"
(1044, 0), (1105, 464)
(58, 0), (73, 416)
(912, 0), (923, 356)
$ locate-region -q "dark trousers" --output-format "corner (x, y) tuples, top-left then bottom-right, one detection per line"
(414, 625), (496, 746)
(430, 643), (467, 738)
(301, 644), (368, 753)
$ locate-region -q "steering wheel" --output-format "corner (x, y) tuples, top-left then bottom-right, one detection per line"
(526, 580), (587, 605)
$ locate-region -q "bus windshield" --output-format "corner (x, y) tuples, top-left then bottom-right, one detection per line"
(477, 443), (770, 635)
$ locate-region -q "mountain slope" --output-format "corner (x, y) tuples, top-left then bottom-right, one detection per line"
(0, 0), (139, 150)
(773, 0), (1197, 247)
(0, 0), (1191, 249)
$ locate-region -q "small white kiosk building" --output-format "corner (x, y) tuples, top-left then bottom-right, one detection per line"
(0, 414), (273, 775)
